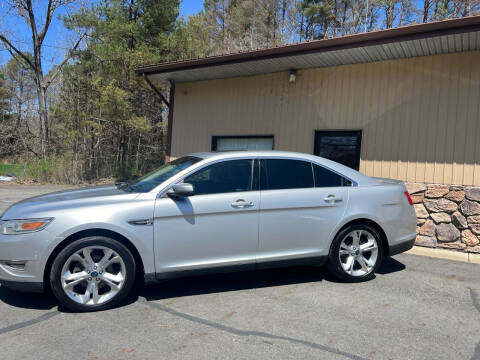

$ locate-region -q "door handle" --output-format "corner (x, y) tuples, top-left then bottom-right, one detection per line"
(231, 199), (254, 209)
(324, 194), (343, 204)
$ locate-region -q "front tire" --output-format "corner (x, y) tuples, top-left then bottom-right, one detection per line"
(327, 224), (383, 282)
(50, 236), (136, 312)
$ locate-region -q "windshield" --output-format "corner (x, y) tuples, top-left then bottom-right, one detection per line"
(128, 156), (201, 192)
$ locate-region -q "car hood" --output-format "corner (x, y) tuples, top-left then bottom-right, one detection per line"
(1, 184), (140, 220)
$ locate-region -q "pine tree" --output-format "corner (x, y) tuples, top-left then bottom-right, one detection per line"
(56, 0), (181, 179)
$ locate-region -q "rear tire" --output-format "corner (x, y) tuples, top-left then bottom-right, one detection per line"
(327, 224), (383, 282)
(50, 236), (136, 312)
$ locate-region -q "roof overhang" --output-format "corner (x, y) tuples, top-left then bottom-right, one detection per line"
(137, 16), (480, 84)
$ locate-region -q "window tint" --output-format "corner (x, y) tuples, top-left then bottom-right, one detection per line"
(184, 159), (253, 196)
(261, 159), (314, 190)
(313, 163), (352, 187)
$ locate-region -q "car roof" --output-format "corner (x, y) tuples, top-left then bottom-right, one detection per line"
(190, 150), (321, 160)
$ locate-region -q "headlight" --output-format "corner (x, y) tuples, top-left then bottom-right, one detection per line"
(0, 218), (54, 235)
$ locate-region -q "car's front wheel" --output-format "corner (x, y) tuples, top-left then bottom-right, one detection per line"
(50, 236), (136, 312)
(327, 224), (383, 282)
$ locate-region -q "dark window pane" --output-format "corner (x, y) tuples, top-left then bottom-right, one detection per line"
(184, 160), (253, 196)
(261, 159), (314, 190)
(314, 131), (361, 170)
(313, 164), (351, 187)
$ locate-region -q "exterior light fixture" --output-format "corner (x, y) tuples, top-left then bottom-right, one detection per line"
(289, 69), (297, 83)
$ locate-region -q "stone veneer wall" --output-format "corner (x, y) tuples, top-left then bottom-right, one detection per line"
(406, 183), (480, 253)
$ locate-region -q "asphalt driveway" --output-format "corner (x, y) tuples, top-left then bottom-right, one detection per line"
(0, 185), (479, 360)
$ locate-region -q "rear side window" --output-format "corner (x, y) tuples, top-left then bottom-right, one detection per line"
(260, 159), (314, 190)
(184, 159), (253, 196)
(313, 163), (352, 187)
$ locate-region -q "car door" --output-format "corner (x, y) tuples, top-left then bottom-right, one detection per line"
(153, 158), (259, 276)
(257, 158), (349, 264)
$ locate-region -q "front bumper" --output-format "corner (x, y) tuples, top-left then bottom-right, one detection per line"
(0, 229), (61, 292)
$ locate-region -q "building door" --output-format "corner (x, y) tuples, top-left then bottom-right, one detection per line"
(212, 135), (274, 151)
(314, 130), (362, 170)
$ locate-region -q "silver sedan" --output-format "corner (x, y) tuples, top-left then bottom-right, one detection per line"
(0, 151), (417, 311)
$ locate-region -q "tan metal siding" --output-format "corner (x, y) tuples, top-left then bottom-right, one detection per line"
(171, 50), (480, 186)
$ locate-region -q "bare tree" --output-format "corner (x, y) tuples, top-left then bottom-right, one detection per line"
(423, 0), (432, 21)
(0, 0), (85, 155)
(385, 0), (398, 28)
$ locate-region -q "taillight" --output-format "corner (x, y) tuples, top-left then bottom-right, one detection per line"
(404, 191), (413, 206)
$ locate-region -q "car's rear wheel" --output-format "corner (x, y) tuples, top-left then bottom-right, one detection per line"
(50, 236), (136, 312)
(327, 224), (383, 282)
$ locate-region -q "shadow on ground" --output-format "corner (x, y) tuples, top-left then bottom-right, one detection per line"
(0, 286), (57, 310)
(141, 257), (406, 302)
(0, 257), (406, 311)
(376, 256), (406, 274)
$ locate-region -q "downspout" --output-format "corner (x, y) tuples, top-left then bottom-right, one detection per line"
(165, 81), (175, 163)
(142, 73), (170, 107)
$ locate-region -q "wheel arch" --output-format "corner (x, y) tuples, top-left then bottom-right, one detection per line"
(43, 228), (145, 290)
(330, 218), (389, 257)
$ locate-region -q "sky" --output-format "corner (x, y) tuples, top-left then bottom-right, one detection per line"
(0, 0), (204, 72)
(180, 0), (204, 18)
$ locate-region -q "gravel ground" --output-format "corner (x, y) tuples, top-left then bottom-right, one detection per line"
(0, 185), (479, 360)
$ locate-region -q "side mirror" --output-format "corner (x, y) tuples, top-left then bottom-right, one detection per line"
(167, 183), (194, 199)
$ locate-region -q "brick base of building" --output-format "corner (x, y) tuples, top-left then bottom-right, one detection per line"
(406, 183), (480, 253)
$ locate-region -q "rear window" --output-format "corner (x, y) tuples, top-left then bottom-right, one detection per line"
(313, 163), (352, 187)
(260, 159), (314, 190)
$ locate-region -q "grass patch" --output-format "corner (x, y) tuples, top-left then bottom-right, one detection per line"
(1, 157), (70, 183)
(1, 155), (147, 184)
(0, 163), (25, 177)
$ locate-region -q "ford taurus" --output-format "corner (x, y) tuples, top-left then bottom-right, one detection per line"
(0, 151), (417, 311)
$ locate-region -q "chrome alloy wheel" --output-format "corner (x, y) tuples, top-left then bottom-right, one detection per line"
(60, 246), (126, 306)
(338, 230), (379, 277)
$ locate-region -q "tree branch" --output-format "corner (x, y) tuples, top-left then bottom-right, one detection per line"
(44, 30), (87, 89)
(38, 0), (58, 44)
(23, 0), (39, 42)
(0, 34), (36, 71)
(12, 0), (31, 27)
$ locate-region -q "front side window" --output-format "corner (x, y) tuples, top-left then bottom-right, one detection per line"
(313, 163), (352, 187)
(260, 159), (314, 190)
(130, 156), (201, 192)
(184, 159), (253, 196)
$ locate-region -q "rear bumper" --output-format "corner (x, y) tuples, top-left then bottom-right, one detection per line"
(389, 237), (416, 256)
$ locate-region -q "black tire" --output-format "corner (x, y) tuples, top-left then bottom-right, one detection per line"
(327, 224), (383, 282)
(50, 236), (136, 312)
